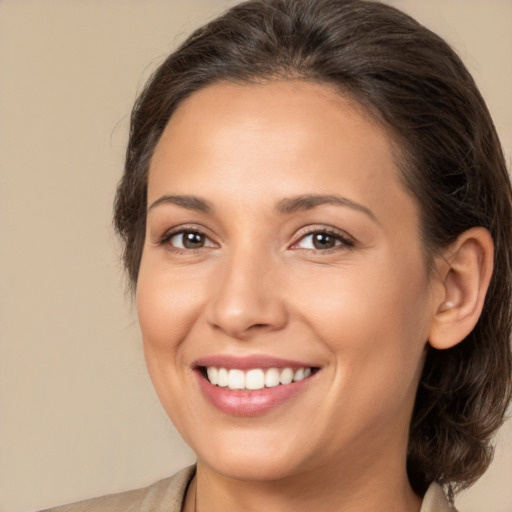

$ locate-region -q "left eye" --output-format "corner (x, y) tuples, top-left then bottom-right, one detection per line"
(295, 231), (351, 250)
(168, 230), (216, 249)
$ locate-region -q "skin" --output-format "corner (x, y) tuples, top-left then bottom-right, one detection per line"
(137, 80), (444, 512)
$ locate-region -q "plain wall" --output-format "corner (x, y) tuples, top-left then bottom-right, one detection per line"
(0, 1), (510, 511)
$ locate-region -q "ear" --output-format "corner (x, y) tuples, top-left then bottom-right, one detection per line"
(428, 227), (494, 350)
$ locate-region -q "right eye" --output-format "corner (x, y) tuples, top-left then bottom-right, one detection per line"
(165, 230), (216, 250)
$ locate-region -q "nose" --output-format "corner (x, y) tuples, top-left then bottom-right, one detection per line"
(205, 248), (288, 340)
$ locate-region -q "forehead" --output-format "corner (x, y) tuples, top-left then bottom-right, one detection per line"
(148, 80), (418, 231)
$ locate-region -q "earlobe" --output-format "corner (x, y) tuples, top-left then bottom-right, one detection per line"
(428, 227), (494, 350)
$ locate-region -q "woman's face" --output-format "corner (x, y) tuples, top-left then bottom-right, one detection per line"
(137, 81), (438, 482)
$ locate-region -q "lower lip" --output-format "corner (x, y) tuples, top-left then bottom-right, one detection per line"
(195, 371), (314, 416)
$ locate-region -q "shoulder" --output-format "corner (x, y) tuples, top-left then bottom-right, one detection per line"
(40, 465), (195, 512)
(420, 483), (459, 512)
(40, 471), (458, 512)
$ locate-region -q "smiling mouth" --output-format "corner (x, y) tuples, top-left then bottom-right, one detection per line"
(199, 366), (317, 391)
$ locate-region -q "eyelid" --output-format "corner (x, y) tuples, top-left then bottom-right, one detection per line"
(154, 223), (355, 252)
(290, 225), (356, 250)
(157, 224), (219, 249)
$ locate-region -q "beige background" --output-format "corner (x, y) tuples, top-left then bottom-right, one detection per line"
(0, 1), (511, 511)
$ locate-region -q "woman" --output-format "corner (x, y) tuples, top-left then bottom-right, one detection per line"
(43, 0), (512, 510)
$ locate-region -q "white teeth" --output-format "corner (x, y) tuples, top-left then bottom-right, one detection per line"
(265, 368), (280, 388)
(217, 368), (229, 387)
(205, 366), (314, 389)
(245, 369), (265, 390)
(279, 368), (294, 385)
(293, 368), (305, 382)
(228, 369), (245, 390)
(206, 367), (218, 385)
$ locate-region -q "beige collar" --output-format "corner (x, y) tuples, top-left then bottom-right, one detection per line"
(141, 466), (456, 512)
(420, 483), (457, 511)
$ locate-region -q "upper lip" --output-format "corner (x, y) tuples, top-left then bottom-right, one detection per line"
(193, 355), (318, 371)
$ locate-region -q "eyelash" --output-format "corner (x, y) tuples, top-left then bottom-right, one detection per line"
(290, 226), (356, 252)
(158, 225), (356, 253)
(158, 225), (216, 252)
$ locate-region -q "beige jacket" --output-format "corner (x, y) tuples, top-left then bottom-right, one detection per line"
(41, 466), (456, 511)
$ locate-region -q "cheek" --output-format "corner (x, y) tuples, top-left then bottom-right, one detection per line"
(136, 259), (205, 352)
(135, 261), (205, 428)
(296, 258), (430, 344)
(294, 253), (431, 393)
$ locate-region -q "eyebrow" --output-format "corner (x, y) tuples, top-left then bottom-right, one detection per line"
(148, 195), (213, 213)
(275, 194), (377, 222)
(148, 193), (377, 222)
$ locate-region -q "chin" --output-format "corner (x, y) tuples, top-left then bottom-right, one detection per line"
(200, 452), (304, 482)
(188, 424), (320, 482)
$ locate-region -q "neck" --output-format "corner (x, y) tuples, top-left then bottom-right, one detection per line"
(185, 449), (421, 512)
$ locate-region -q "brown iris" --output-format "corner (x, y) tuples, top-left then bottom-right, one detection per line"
(312, 233), (337, 249)
(182, 231), (206, 249)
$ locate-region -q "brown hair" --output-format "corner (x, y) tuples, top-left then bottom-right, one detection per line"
(114, 0), (512, 497)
